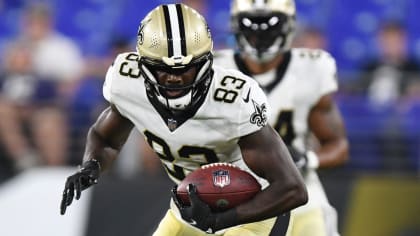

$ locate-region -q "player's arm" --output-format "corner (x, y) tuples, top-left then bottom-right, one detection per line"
(222, 77), (307, 226)
(83, 105), (134, 170)
(60, 105), (134, 215)
(308, 94), (349, 168)
(173, 125), (307, 233)
(233, 125), (308, 224)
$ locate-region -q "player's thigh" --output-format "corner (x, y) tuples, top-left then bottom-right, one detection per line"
(153, 210), (290, 236)
(286, 206), (340, 236)
(152, 209), (208, 236)
(224, 215), (288, 236)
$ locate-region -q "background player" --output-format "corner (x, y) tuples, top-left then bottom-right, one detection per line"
(60, 4), (307, 236)
(213, 0), (349, 235)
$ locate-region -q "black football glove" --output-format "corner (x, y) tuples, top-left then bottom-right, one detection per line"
(171, 184), (237, 234)
(287, 146), (320, 173)
(60, 159), (101, 215)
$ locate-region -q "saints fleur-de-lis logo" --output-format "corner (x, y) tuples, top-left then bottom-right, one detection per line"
(137, 19), (150, 45)
(250, 100), (267, 127)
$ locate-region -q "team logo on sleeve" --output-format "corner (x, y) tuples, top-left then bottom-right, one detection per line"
(250, 100), (267, 127)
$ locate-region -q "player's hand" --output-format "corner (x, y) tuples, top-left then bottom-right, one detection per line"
(287, 146), (319, 172)
(60, 159), (101, 215)
(171, 184), (217, 233)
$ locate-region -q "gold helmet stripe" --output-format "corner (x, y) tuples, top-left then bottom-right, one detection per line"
(162, 4), (187, 58)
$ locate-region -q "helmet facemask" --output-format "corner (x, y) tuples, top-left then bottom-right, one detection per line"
(233, 11), (296, 63)
(140, 52), (213, 112)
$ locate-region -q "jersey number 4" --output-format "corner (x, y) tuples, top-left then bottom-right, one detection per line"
(274, 110), (296, 145)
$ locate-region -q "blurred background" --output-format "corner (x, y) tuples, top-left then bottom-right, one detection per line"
(0, 0), (419, 235)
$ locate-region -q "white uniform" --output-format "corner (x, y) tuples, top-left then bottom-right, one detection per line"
(104, 52), (272, 185)
(103, 52), (280, 235)
(214, 48), (340, 236)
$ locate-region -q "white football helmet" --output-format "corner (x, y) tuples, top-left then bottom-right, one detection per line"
(137, 3), (213, 112)
(231, 0), (296, 62)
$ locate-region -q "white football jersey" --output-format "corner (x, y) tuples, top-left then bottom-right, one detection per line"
(103, 52), (271, 186)
(214, 48), (338, 152)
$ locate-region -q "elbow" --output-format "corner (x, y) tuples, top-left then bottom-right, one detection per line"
(293, 181), (308, 207)
(282, 178), (308, 209)
(327, 138), (350, 166)
(339, 139), (350, 164)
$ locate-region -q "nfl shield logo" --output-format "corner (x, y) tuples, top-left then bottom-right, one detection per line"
(212, 170), (230, 188)
(167, 118), (178, 131)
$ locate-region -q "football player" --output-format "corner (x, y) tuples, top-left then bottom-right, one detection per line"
(213, 0), (349, 235)
(60, 4), (307, 236)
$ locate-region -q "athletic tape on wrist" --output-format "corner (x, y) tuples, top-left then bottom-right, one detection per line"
(305, 151), (319, 169)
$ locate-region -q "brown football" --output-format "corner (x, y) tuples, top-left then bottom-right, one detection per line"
(177, 162), (261, 212)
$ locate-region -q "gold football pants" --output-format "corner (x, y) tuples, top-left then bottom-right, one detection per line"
(152, 209), (290, 236)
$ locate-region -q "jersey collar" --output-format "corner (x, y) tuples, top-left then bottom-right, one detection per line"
(146, 71), (213, 132)
(234, 51), (291, 93)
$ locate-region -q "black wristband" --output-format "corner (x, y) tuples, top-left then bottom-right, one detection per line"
(81, 159), (101, 172)
(213, 208), (239, 231)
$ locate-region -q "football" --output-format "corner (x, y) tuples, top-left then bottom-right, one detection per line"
(176, 162), (261, 212)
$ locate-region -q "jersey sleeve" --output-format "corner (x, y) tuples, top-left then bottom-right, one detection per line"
(102, 53), (132, 104)
(317, 51), (338, 96)
(236, 75), (272, 137)
(102, 64), (115, 103)
(102, 53), (133, 118)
